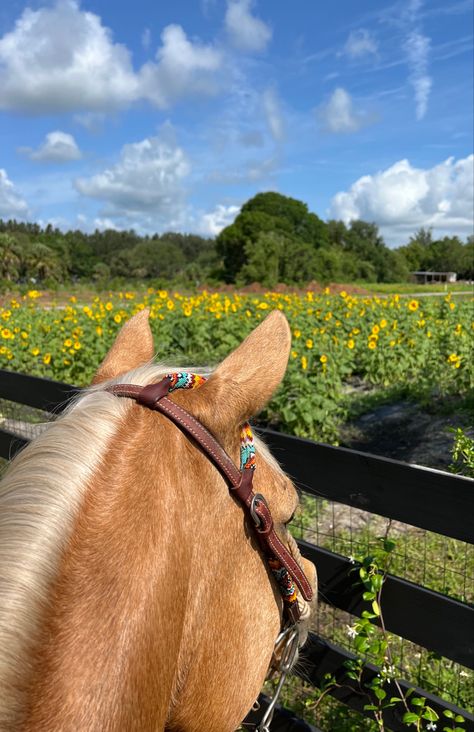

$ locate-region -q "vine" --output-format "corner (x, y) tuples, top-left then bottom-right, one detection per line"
(308, 528), (466, 731)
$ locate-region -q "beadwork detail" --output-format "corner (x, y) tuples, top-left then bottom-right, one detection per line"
(167, 372), (255, 472)
(269, 558), (298, 604)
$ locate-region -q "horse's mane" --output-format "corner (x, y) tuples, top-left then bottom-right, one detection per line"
(0, 361), (199, 724)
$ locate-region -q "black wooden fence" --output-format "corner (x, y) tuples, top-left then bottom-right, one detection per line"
(1, 369), (473, 732)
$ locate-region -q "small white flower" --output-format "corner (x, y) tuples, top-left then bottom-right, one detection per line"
(459, 670), (469, 677)
(346, 624), (358, 639)
(348, 555), (356, 564)
(426, 722), (437, 731)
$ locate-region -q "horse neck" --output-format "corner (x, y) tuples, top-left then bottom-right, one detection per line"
(23, 408), (193, 731)
(22, 402), (280, 732)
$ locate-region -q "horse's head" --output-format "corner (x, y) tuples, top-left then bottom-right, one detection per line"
(1, 308), (316, 732)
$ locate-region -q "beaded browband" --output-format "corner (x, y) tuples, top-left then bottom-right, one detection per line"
(106, 372), (313, 624)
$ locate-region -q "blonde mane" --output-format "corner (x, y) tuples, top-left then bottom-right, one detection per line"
(0, 361), (204, 727)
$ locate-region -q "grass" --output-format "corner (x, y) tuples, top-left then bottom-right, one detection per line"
(360, 281), (473, 295)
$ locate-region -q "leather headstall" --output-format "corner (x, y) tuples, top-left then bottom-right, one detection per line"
(106, 375), (313, 624)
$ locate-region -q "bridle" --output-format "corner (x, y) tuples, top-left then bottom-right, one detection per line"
(106, 372), (314, 730)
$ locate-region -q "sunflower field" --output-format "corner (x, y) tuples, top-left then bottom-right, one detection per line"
(1, 288), (473, 442)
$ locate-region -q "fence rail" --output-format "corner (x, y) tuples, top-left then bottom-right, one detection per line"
(1, 369), (473, 731)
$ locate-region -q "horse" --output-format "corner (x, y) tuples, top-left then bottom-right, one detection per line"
(0, 308), (317, 731)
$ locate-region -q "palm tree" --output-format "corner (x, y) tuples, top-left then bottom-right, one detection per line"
(0, 233), (22, 281)
(24, 242), (63, 282)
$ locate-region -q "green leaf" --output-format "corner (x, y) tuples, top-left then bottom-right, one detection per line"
(422, 708), (439, 721)
(402, 712), (420, 724)
(374, 687), (386, 701)
(372, 599), (381, 616)
(363, 704), (379, 711)
(411, 697), (426, 707)
(372, 574), (384, 591)
(443, 710), (455, 719)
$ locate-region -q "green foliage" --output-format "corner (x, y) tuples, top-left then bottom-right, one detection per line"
(1, 194), (472, 288)
(398, 229), (474, 280)
(450, 427), (474, 477)
(216, 191), (328, 282)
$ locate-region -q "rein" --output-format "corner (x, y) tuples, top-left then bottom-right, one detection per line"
(106, 373), (313, 624)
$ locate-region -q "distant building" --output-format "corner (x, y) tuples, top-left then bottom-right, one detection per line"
(412, 271), (457, 284)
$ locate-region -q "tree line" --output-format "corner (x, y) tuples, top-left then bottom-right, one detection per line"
(1, 192), (472, 288)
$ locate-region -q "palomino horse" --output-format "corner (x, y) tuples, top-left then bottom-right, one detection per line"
(0, 309), (316, 731)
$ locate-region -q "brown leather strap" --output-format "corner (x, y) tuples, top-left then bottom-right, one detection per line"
(106, 380), (313, 606)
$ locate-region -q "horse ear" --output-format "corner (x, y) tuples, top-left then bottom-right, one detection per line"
(201, 309), (291, 426)
(92, 309), (154, 384)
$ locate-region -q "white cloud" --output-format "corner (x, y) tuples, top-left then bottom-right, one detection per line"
(139, 24), (221, 108)
(198, 204), (240, 236)
(262, 88), (284, 142)
(343, 29), (378, 58)
(0, 169), (29, 218)
(0, 1), (221, 114)
(94, 217), (120, 231)
(403, 0), (432, 120)
(330, 155), (474, 244)
(208, 156), (278, 184)
(75, 125), (191, 227)
(74, 112), (106, 132)
(225, 0), (272, 52)
(20, 131), (82, 162)
(0, 1), (138, 113)
(318, 88), (371, 134)
(405, 31), (432, 120)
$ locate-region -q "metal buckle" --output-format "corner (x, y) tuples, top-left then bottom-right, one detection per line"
(250, 493), (267, 528)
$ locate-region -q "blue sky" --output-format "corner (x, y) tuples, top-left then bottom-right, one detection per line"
(0, 0), (472, 246)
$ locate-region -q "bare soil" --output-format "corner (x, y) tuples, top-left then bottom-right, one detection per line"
(339, 400), (472, 471)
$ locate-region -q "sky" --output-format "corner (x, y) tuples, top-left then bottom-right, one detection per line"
(0, 0), (472, 247)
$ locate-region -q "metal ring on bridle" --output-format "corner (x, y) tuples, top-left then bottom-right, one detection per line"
(250, 493), (267, 528)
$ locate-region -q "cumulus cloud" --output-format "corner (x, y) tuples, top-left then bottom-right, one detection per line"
(75, 126), (190, 227)
(0, 169), (29, 218)
(318, 88), (371, 134)
(0, 1), (221, 114)
(139, 24), (221, 108)
(198, 204), (240, 236)
(225, 0), (272, 52)
(262, 88), (284, 142)
(343, 29), (378, 58)
(20, 131), (82, 162)
(330, 155), (474, 244)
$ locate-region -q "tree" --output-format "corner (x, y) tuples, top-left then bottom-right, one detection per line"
(239, 231), (285, 287)
(216, 192), (328, 282)
(23, 242), (64, 282)
(0, 233), (22, 281)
